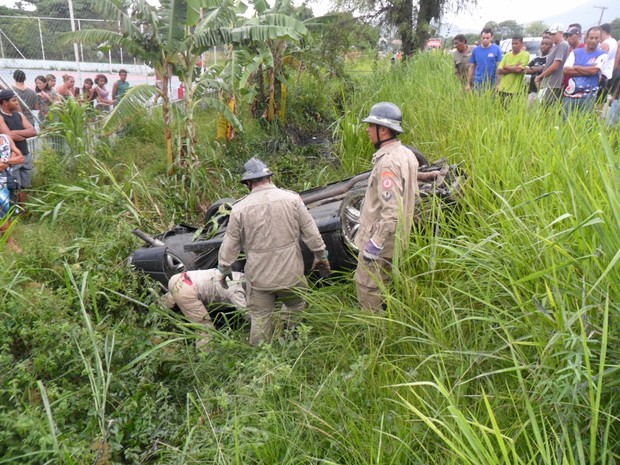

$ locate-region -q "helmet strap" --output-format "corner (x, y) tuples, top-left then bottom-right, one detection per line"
(374, 129), (397, 149)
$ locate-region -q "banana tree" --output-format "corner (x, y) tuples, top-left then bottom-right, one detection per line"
(241, 0), (308, 123)
(63, 0), (234, 171)
(65, 0), (306, 172)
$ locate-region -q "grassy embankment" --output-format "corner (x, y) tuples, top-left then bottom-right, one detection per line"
(1, 53), (618, 464)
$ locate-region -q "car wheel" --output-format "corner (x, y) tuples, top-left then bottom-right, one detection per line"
(204, 198), (234, 227)
(339, 187), (365, 253)
(161, 232), (199, 275)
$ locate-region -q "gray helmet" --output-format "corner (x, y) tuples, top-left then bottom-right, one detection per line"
(240, 157), (272, 183)
(362, 102), (403, 134)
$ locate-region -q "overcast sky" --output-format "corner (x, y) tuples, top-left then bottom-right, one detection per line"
(306, 0), (619, 33)
(441, 0), (618, 33)
(1, 0), (618, 34)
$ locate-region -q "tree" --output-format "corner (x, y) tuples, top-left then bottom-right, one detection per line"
(307, 12), (379, 77)
(411, 0), (441, 53)
(240, 0), (309, 122)
(65, 0), (305, 172)
(482, 20), (498, 33)
(610, 17), (620, 38)
(525, 20), (548, 37)
(464, 32), (479, 45)
(495, 20), (523, 40)
(336, 0), (473, 57)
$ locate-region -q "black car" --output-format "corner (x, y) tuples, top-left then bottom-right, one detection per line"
(129, 156), (466, 290)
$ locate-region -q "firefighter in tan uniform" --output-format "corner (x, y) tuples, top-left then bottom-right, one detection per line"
(354, 102), (418, 311)
(163, 269), (247, 349)
(218, 158), (330, 346)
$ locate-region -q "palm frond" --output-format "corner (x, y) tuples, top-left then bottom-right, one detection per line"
(195, 97), (243, 131)
(162, 0), (188, 51)
(231, 23), (304, 42)
(185, 27), (234, 49)
(100, 85), (161, 134)
(260, 13), (307, 35)
(201, 0), (243, 26)
(252, 0), (270, 15)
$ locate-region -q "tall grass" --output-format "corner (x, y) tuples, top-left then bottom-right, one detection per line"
(1, 53), (618, 463)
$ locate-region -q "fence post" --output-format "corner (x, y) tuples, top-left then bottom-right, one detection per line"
(118, 19), (124, 64)
(67, 0), (82, 81)
(37, 18), (46, 61)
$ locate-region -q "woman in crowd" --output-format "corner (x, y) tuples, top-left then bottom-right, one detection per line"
(81, 78), (97, 105)
(94, 74), (114, 110)
(56, 74), (79, 99)
(34, 75), (55, 123)
(45, 74), (59, 98)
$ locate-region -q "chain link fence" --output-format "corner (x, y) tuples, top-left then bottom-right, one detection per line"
(0, 1), (223, 157)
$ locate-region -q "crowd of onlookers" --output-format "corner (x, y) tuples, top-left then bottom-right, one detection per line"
(0, 69), (130, 252)
(452, 22), (620, 124)
(6, 69), (130, 128)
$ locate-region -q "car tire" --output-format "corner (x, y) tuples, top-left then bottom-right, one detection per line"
(160, 231), (199, 275)
(339, 187), (365, 253)
(204, 197), (234, 229)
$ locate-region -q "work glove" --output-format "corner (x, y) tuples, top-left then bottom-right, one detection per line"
(311, 250), (331, 278)
(217, 266), (233, 289)
(363, 239), (383, 262)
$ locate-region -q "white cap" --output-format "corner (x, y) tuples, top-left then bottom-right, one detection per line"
(548, 23), (564, 34)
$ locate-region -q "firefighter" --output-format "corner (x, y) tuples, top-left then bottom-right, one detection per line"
(355, 102), (418, 311)
(218, 158), (330, 345)
(163, 269), (246, 349)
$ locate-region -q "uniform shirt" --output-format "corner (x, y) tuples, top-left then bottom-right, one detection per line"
(453, 46), (472, 82)
(218, 183), (326, 291)
(542, 40), (570, 89)
(564, 48), (607, 98)
(354, 140), (418, 258)
(498, 50), (530, 94)
(469, 43), (502, 85)
(184, 270), (246, 308)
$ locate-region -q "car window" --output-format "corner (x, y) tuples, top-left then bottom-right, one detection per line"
(500, 38), (541, 56)
(524, 40), (541, 55)
(500, 39), (511, 54)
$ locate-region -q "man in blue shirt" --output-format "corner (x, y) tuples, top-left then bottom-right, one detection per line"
(466, 28), (502, 91)
(562, 26), (607, 117)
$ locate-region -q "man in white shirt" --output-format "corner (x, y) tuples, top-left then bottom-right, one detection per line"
(599, 23), (617, 101)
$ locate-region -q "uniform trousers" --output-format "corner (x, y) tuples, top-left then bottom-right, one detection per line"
(354, 251), (392, 312)
(247, 286), (305, 346)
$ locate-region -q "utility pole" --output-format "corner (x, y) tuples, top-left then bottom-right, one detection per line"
(594, 5), (608, 25)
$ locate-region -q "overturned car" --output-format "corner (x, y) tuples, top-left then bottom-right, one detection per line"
(129, 155), (466, 291)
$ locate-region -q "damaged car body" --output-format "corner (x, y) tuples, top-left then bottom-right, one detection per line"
(129, 156), (466, 290)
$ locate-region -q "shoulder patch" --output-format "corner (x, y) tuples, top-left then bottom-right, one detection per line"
(381, 177), (394, 190)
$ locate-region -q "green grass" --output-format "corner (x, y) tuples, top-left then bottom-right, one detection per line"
(1, 53), (618, 464)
